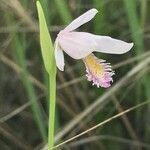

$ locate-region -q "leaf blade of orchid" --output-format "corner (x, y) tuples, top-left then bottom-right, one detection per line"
(36, 0), (55, 74)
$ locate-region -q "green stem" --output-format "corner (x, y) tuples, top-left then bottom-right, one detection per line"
(36, 1), (57, 148)
(48, 71), (56, 148)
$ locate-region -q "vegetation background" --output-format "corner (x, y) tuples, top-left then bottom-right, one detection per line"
(0, 0), (150, 149)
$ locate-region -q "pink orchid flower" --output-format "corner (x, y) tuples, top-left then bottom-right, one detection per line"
(54, 8), (133, 88)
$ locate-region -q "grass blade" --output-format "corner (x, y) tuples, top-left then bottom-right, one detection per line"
(54, 0), (72, 24)
(93, 0), (106, 34)
(13, 36), (47, 141)
(123, 0), (144, 54)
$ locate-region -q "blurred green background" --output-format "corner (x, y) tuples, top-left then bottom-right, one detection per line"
(0, 0), (150, 149)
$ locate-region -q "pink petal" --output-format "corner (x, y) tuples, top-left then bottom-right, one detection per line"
(63, 8), (98, 32)
(58, 32), (95, 59)
(55, 39), (65, 71)
(58, 32), (133, 60)
(60, 32), (133, 55)
(93, 35), (134, 54)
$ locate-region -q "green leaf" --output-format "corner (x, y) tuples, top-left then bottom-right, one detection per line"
(36, 1), (55, 74)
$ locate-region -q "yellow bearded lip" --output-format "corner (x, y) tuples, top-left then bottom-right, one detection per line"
(83, 53), (115, 88)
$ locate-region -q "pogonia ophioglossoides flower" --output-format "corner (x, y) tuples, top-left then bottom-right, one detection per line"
(54, 8), (133, 88)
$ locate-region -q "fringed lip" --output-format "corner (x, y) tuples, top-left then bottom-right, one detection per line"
(83, 54), (115, 88)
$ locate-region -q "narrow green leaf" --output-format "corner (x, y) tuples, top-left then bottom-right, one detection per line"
(36, 1), (57, 148)
(123, 0), (144, 55)
(124, 0), (150, 137)
(36, 1), (55, 74)
(14, 36), (47, 142)
(93, 0), (106, 34)
(54, 0), (72, 24)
